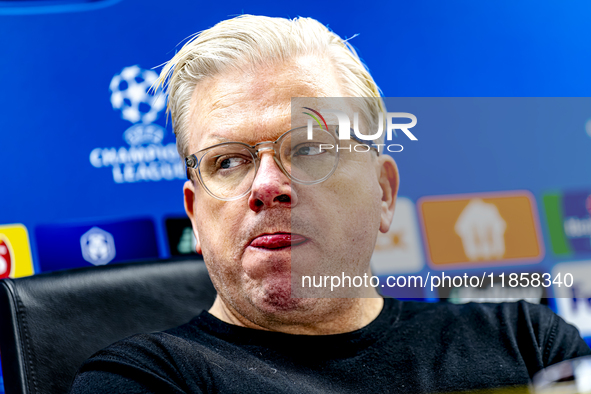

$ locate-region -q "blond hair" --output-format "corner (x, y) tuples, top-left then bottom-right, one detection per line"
(155, 15), (385, 157)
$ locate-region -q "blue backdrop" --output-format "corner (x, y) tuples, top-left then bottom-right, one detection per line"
(1, 0), (591, 391)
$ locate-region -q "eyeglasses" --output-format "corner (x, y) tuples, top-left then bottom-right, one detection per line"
(185, 125), (377, 201)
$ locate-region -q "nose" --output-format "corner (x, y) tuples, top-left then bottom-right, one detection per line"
(248, 150), (298, 212)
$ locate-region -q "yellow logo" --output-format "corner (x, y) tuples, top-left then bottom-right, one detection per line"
(0, 224), (35, 278)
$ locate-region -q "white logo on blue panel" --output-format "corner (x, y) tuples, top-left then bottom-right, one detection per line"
(563, 192), (591, 253)
(455, 199), (507, 261)
(553, 261), (591, 337)
(80, 227), (116, 266)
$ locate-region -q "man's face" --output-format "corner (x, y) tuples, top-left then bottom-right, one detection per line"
(184, 55), (398, 328)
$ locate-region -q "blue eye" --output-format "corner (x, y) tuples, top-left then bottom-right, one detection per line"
(211, 155), (252, 173)
(219, 157), (247, 169)
(294, 144), (323, 157)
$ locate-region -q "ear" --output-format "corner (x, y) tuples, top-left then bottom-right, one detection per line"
(183, 180), (203, 254)
(376, 155), (399, 233)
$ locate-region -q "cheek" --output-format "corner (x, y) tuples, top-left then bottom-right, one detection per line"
(334, 171), (382, 248)
(301, 165), (382, 241)
(197, 202), (249, 296)
(330, 163), (382, 216)
(195, 197), (244, 262)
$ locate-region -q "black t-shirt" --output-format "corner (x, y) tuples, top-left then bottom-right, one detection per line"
(70, 299), (591, 393)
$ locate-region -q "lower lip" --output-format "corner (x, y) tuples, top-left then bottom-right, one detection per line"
(249, 234), (308, 249)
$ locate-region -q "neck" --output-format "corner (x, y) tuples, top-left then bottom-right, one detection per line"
(208, 295), (385, 335)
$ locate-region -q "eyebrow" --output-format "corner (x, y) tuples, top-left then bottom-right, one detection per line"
(208, 135), (232, 143)
(200, 130), (282, 148)
(196, 134), (232, 151)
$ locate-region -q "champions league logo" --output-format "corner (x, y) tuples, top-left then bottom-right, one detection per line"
(89, 65), (185, 183)
(109, 65), (164, 125)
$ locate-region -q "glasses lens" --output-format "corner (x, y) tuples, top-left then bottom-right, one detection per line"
(198, 144), (256, 199)
(280, 126), (338, 184)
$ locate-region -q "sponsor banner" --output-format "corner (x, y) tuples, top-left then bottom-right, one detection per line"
(0, 224), (35, 278)
(371, 197), (424, 275)
(437, 270), (549, 304)
(543, 190), (591, 256)
(553, 261), (591, 337)
(419, 191), (544, 269)
(36, 218), (159, 272)
(164, 217), (201, 257)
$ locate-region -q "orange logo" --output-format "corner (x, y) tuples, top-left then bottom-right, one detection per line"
(418, 191), (544, 268)
(0, 224), (34, 278)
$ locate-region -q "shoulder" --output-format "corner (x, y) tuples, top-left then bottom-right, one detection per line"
(397, 298), (558, 326)
(396, 299), (591, 367)
(88, 329), (201, 365)
(70, 319), (213, 394)
(395, 299), (558, 335)
(82, 317), (222, 371)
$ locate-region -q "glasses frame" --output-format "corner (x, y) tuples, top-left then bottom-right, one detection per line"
(185, 125), (379, 201)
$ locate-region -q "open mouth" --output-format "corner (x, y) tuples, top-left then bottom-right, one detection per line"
(249, 233), (309, 249)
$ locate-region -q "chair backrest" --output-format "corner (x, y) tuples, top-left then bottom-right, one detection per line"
(0, 259), (216, 394)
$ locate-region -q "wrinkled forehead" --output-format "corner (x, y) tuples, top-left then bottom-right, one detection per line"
(291, 97), (366, 126)
(186, 56), (353, 151)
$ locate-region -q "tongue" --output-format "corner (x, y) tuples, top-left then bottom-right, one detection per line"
(250, 234), (307, 249)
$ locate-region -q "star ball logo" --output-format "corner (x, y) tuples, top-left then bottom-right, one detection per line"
(302, 107), (418, 153)
(88, 65), (185, 184)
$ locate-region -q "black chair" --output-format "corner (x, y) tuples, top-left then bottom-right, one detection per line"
(0, 259), (216, 394)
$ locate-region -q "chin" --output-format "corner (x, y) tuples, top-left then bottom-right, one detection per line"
(248, 275), (323, 319)
(256, 275), (302, 312)
(242, 275), (338, 327)
(242, 269), (322, 319)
